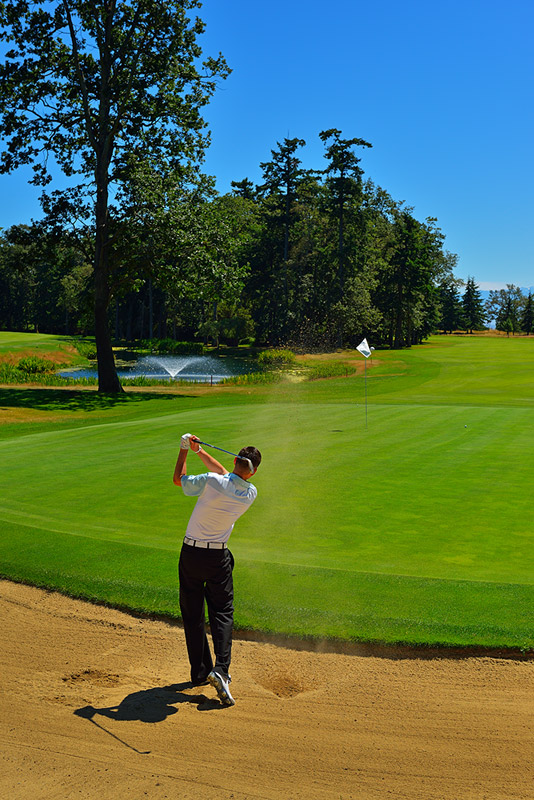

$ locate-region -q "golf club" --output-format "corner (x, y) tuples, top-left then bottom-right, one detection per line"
(192, 439), (254, 474)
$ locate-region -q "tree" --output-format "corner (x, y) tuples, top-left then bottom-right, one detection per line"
(381, 212), (445, 348)
(0, 228), (35, 331)
(0, 223), (91, 334)
(0, 0), (229, 391)
(437, 274), (464, 334)
(259, 137), (306, 318)
(319, 129), (372, 299)
(486, 285), (523, 335)
(462, 277), (486, 334)
(231, 178), (257, 201)
(520, 291), (534, 335)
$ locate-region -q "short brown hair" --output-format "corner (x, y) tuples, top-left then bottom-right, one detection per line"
(238, 446), (262, 470)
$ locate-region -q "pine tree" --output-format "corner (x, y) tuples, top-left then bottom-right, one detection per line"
(520, 291), (534, 335)
(438, 278), (463, 333)
(462, 277), (486, 334)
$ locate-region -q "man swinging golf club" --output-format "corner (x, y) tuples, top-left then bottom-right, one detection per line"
(173, 433), (262, 706)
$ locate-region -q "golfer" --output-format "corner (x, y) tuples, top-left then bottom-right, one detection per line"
(173, 433), (261, 706)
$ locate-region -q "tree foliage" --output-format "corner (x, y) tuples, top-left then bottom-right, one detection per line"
(486, 285), (523, 335)
(0, 0), (229, 390)
(520, 292), (534, 335)
(1, 90), (469, 351)
(462, 277), (486, 334)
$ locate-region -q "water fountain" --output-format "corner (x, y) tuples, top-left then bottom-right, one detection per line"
(141, 355), (222, 381)
(59, 353), (253, 383)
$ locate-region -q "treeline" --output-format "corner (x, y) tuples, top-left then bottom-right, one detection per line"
(439, 278), (534, 335)
(1, 133), (531, 347)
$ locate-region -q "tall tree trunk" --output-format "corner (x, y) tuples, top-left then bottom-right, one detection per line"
(213, 300), (219, 349)
(139, 294), (145, 339)
(126, 296), (133, 341)
(94, 170), (123, 393)
(148, 278), (153, 339)
(336, 182), (345, 348)
(94, 272), (122, 393)
(393, 282), (404, 349)
(284, 188), (290, 310)
(338, 203), (344, 298)
(114, 296), (120, 340)
(388, 320), (394, 349)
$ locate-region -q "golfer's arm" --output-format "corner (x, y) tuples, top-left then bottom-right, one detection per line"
(196, 449), (226, 475)
(173, 449), (188, 485)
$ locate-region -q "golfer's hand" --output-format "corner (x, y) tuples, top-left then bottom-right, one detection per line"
(189, 435), (201, 453)
(180, 433), (192, 450)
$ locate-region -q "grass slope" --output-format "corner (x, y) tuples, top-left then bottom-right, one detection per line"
(0, 334), (533, 649)
(0, 331), (80, 356)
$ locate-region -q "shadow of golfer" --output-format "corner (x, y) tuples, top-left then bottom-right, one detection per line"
(75, 681), (222, 724)
(74, 682), (223, 753)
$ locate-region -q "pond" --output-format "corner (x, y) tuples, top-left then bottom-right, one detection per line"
(59, 354), (256, 383)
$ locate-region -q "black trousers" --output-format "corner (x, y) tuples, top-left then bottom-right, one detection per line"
(178, 544), (234, 684)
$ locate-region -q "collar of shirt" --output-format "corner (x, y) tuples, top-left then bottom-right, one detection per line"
(228, 472), (250, 488)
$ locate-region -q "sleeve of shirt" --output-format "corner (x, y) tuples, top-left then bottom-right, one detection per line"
(181, 472), (209, 496)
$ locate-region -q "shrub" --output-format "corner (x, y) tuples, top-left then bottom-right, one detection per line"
(257, 348), (296, 368)
(0, 362), (101, 386)
(306, 362), (356, 380)
(60, 376), (97, 386)
(220, 371), (282, 386)
(138, 339), (205, 355)
(122, 376), (169, 387)
(74, 340), (97, 360)
(0, 363), (22, 383)
(17, 356), (56, 374)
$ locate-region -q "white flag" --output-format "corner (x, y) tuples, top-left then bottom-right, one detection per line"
(356, 338), (372, 359)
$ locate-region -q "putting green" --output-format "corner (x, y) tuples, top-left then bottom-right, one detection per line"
(0, 334), (533, 649)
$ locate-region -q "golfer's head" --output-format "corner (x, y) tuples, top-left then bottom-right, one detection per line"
(235, 446), (261, 476)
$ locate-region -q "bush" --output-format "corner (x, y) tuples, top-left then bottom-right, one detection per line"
(17, 356), (56, 374)
(0, 363), (22, 383)
(257, 348), (296, 368)
(0, 362), (100, 386)
(74, 340), (97, 360)
(306, 362), (356, 380)
(220, 371), (282, 386)
(122, 376), (169, 387)
(60, 376), (98, 386)
(138, 339), (205, 355)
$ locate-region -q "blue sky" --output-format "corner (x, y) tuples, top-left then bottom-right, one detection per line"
(1, 0), (532, 290)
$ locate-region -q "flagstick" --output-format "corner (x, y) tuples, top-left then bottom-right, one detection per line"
(356, 338), (373, 429)
(364, 357), (368, 428)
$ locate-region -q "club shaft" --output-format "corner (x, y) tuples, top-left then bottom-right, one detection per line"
(195, 440), (240, 459)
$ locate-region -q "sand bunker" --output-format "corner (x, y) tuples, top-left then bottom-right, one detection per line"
(1, 579), (533, 799)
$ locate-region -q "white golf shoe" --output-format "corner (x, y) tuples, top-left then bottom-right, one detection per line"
(208, 670), (235, 706)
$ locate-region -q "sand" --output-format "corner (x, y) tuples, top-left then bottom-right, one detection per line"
(1, 579), (533, 800)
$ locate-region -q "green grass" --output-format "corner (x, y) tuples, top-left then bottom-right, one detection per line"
(1, 333), (533, 650)
(305, 361), (357, 380)
(0, 331), (78, 354)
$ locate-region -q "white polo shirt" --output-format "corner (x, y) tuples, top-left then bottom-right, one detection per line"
(181, 472), (257, 543)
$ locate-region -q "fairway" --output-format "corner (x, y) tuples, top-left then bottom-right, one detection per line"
(0, 331), (80, 356)
(1, 334), (533, 649)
